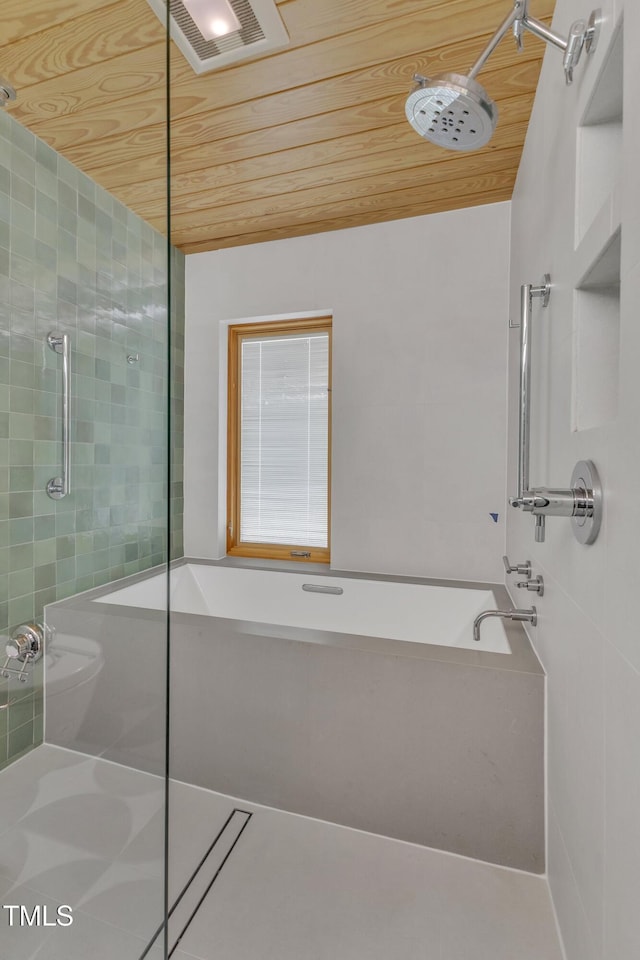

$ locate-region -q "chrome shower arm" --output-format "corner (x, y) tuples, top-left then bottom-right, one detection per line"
(467, 1), (599, 86)
(468, 2), (524, 80)
(521, 14), (568, 52)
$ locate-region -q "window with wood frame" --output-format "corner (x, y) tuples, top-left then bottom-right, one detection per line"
(227, 317), (332, 562)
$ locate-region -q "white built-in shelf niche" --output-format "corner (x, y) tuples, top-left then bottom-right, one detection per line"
(575, 16), (623, 247)
(573, 227), (621, 431)
(572, 15), (623, 432)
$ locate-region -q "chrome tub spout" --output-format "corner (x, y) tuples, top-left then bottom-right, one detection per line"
(473, 607), (537, 643)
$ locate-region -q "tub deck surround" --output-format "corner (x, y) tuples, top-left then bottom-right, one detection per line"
(61, 557), (543, 671)
(44, 560), (544, 872)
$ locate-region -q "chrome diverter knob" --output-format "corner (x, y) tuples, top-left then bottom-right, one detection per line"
(6, 624), (45, 662)
(2, 623), (46, 682)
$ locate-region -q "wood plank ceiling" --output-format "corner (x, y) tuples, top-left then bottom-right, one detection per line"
(1, 0), (555, 252)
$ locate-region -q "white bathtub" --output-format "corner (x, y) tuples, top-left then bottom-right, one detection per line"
(49, 561), (543, 867)
(97, 563), (511, 654)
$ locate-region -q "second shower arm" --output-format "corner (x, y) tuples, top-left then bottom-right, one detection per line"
(468, 0), (599, 87)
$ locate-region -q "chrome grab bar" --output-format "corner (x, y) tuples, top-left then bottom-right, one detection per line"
(302, 584), (344, 596)
(510, 277), (550, 500)
(46, 332), (71, 500)
(508, 277), (602, 544)
(517, 282), (532, 499)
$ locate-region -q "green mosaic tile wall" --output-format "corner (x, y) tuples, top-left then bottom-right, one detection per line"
(0, 110), (184, 770)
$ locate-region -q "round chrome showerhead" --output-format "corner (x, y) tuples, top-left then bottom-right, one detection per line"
(405, 73), (497, 151)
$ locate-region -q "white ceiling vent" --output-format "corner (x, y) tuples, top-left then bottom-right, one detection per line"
(147, 0), (289, 74)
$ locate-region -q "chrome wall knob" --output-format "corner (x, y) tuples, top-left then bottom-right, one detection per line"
(503, 555), (531, 577)
(515, 575), (544, 596)
(6, 624), (45, 663)
(5, 636), (27, 659)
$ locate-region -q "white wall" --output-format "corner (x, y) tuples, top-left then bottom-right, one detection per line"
(506, 0), (638, 957)
(184, 203), (510, 582)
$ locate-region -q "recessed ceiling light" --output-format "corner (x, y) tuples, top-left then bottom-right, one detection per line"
(184, 0), (241, 40)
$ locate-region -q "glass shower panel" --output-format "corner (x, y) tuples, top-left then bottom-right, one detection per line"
(0, 4), (173, 958)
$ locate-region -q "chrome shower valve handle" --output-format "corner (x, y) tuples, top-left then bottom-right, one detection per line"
(511, 489), (577, 517)
(510, 467), (602, 545)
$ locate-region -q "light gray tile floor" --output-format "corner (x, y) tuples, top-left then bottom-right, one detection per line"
(0, 746), (564, 960)
(175, 800), (563, 960)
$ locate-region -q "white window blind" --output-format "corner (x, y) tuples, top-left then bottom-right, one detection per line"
(239, 330), (329, 547)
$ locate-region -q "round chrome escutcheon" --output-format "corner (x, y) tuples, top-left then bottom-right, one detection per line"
(570, 459), (602, 545)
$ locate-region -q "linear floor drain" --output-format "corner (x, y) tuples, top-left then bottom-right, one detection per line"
(141, 807), (252, 958)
